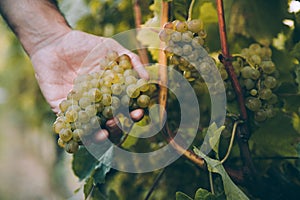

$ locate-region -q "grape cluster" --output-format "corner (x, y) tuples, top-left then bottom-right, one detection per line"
(219, 43), (279, 122)
(159, 20), (209, 81)
(53, 52), (157, 153)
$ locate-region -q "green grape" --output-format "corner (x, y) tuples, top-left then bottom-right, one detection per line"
(254, 110), (267, 122)
(191, 36), (204, 48)
(57, 138), (66, 148)
(250, 68), (260, 80)
(59, 99), (72, 113)
(102, 94), (112, 106)
(136, 79), (149, 92)
(259, 88), (272, 100)
(88, 88), (102, 102)
(102, 106), (115, 119)
(182, 31), (193, 43)
(112, 65), (124, 73)
(85, 105), (97, 117)
(267, 93), (278, 104)
(100, 86), (112, 94)
(182, 44), (193, 55)
(187, 51), (199, 61)
(125, 75), (137, 85)
(245, 97), (262, 111)
(175, 21), (188, 32)
(219, 68), (228, 80)
(171, 32), (182, 42)
(187, 19), (204, 33)
(265, 107), (276, 118)
(53, 120), (67, 134)
(67, 90), (82, 101)
(198, 29), (207, 39)
(73, 129), (83, 142)
(263, 76), (277, 89)
(123, 69), (138, 77)
(79, 97), (92, 109)
(121, 95), (132, 107)
(59, 128), (73, 142)
(240, 66), (252, 79)
(249, 54), (261, 65)
(111, 83), (123, 95)
(95, 102), (104, 112)
(137, 94), (151, 108)
(90, 116), (100, 129)
(111, 96), (121, 109)
(65, 109), (78, 123)
(261, 61), (275, 74)
(159, 29), (170, 42)
(119, 59), (132, 70)
(126, 84), (140, 98)
(78, 110), (90, 123)
(250, 89), (258, 96)
(243, 79), (255, 90)
(226, 90), (236, 101)
(173, 46), (183, 56)
(65, 140), (79, 154)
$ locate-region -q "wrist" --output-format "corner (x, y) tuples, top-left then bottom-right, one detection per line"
(0, 0), (72, 56)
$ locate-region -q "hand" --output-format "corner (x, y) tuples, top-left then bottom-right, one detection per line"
(31, 30), (148, 140)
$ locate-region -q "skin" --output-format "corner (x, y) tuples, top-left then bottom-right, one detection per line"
(0, 0), (147, 140)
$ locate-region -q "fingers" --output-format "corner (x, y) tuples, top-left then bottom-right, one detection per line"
(130, 108), (144, 122)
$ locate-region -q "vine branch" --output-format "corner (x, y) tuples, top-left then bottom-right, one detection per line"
(158, 1), (169, 123)
(133, 0), (150, 65)
(216, 0), (256, 176)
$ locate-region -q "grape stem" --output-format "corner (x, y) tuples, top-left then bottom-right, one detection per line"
(187, 0), (196, 21)
(133, 0), (150, 65)
(144, 168), (166, 200)
(216, 0), (256, 176)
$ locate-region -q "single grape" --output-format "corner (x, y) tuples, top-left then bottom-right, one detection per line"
(102, 106), (115, 119)
(111, 83), (123, 95)
(85, 105), (97, 117)
(119, 59), (132, 70)
(78, 110), (90, 123)
(254, 110), (267, 122)
(111, 96), (121, 109)
(263, 76), (277, 89)
(65, 109), (78, 123)
(88, 88), (102, 102)
(171, 32), (182, 42)
(136, 79), (149, 92)
(250, 89), (258, 96)
(187, 19), (204, 33)
(181, 31), (193, 43)
(59, 128), (73, 142)
(259, 88), (272, 100)
(102, 94), (112, 106)
(261, 61), (275, 74)
(137, 95), (151, 108)
(57, 138), (66, 148)
(126, 84), (140, 98)
(79, 97), (92, 109)
(245, 97), (262, 111)
(243, 79), (255, 90)
(125, 75), (137, 85)
(182, 44), (193, 55)
(65, 140), (79, 154)
(53, 120), (67, 134)
(175, 21), (188, 32)
(73, 129), (83, 142)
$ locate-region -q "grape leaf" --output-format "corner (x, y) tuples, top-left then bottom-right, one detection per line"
(194, 188), (220, 200)
(84, 177), (94, 200)
(250, 114), (299, 158)
(194, 148), (249, 200)
(136, 0), (161, 61)
(176, 192), (193, 200)
(295, 64), (300, 94)
(291, 42), (300, 61)
(72, 147), (99, 180)
(204, 123), (225, 158)
(92, 146), (113, 184)
(292, 112), (300, 134)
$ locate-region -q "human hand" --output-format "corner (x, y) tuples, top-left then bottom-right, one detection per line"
(31, 30), (148, 140)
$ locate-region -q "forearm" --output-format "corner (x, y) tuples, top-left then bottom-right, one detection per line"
(0, 0), (71, 56)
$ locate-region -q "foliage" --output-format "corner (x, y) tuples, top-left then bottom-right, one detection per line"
(55, 0), (300, 199)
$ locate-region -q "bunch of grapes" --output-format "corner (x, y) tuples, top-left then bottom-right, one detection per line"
(53, 52), (157, 153)
(219, 43), (280, 122)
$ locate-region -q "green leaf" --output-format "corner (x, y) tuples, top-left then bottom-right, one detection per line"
(292, 113), (300, 134)
(176, 192), (193, 200)
(93, 146), (113, 184)
(291, 42), (300, 61)
(194, 148), (249, 200)
(295, 64), (300, 93)
(250, 114), (299, 158)
(136, 0), (161, 61)
(207, 123), (225, 156)
(72, 147), (99, 180)
(84, 177), (94, 200)
(194, 188), (220, 200)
